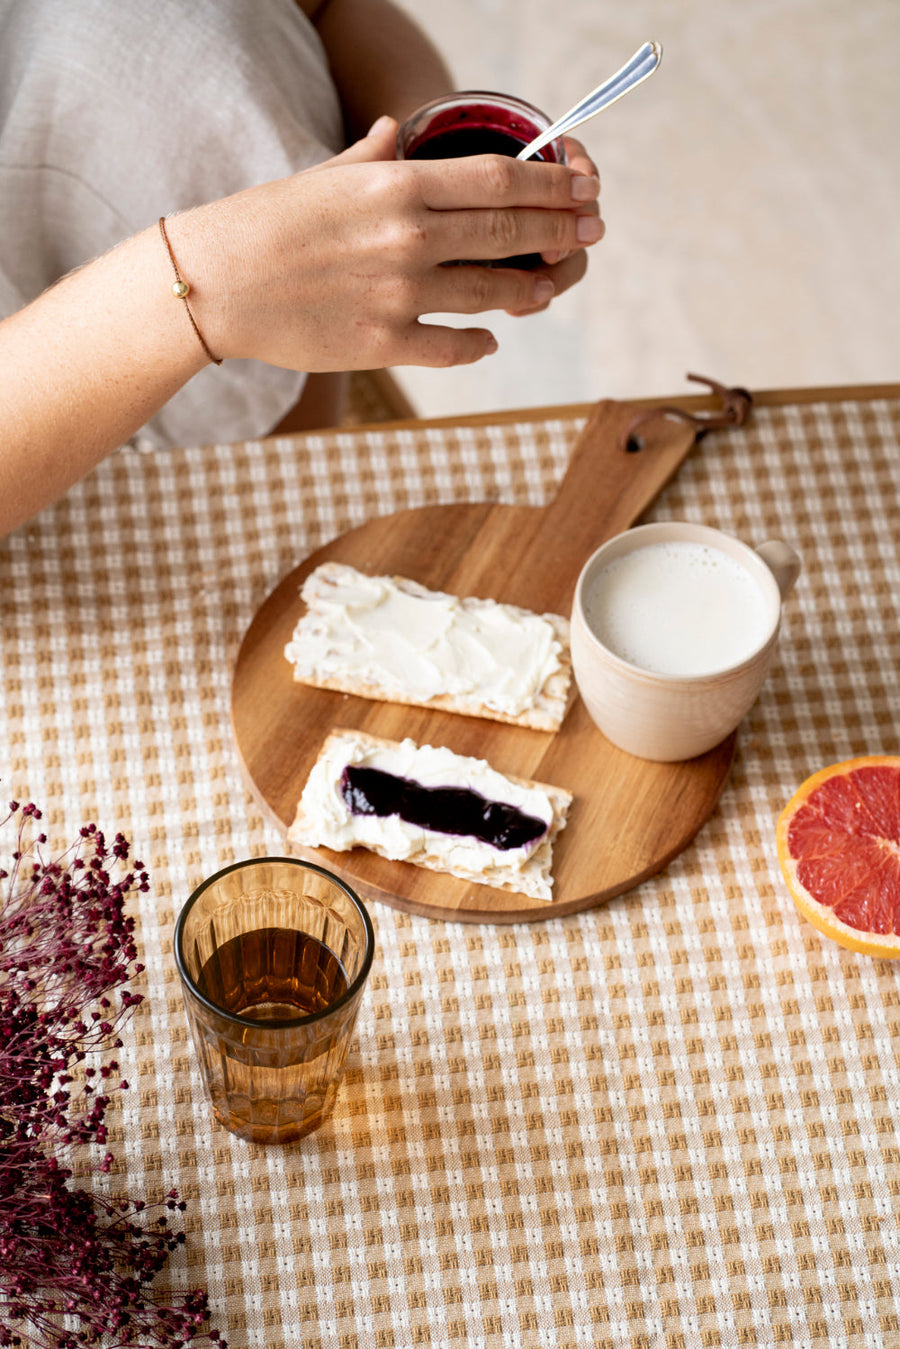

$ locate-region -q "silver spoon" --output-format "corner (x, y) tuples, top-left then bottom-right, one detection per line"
(516, 40), (663, 161)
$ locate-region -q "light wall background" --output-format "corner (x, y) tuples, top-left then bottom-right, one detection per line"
(391, 0), (899, 417)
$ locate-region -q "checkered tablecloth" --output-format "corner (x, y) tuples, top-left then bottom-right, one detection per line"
(2, 391), (899, 1348)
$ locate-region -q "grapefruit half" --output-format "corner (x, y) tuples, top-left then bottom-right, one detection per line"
(776, 755), (900, 958)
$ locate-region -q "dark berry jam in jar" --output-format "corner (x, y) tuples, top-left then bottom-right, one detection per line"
(396, 90), (567, 268)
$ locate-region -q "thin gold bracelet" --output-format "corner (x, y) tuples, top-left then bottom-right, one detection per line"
(158, 217), (223, 366)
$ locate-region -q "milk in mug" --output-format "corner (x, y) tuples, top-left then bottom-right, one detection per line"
(582, 540), (772, 677)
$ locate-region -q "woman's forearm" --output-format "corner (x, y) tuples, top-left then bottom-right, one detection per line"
(0, 226), (207, 536)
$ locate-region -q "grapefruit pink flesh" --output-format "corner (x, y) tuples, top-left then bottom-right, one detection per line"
(785, 764), (900, 936)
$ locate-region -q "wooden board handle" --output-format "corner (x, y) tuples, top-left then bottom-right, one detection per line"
(539, 397), (700, 548)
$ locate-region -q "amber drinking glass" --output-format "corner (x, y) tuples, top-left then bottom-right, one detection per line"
(175, 857), (374, 1144)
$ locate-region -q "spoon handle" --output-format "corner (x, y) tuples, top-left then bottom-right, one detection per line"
(516, 40), (662, 161)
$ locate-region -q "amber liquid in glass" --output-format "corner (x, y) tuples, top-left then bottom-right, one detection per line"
(194, 927), (351, 1142)
(197, 926), (348, 1020)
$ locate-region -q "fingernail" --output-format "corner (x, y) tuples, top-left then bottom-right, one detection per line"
(484, 334), (498, 354)
(570, 175), (599, 202)
(533, 277), (555, 304)
(366, 115), (394, 137)
(577, 215), (604, 243)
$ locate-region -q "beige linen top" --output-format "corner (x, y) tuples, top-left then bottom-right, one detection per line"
(0, 0), (344, 450)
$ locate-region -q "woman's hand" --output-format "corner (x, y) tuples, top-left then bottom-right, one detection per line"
(169, 118), (604, 371)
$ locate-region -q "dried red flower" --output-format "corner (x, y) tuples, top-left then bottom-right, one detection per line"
(0, 802), (225, 1348)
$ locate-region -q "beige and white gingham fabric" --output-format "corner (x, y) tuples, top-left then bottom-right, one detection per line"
(2, 393), (900, 1348)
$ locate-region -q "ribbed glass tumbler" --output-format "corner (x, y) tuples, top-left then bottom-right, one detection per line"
(175, 857), (374, 1144)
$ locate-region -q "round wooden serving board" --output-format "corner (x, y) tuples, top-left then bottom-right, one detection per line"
(232, 399), (736, 923)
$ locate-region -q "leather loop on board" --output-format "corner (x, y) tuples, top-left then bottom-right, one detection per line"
(620, 373), (753, 452)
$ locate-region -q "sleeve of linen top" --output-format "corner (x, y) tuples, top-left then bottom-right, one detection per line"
(0, 0), (345, 451)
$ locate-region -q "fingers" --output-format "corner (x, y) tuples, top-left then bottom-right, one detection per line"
(394, 320), (500, 368)
(543, 246), (589, 298)
(419, 262), (559, 317)
(540, 210), (604, 267)
(302, 148), (602, 273)
(542, 137), (601, 268)
(408, 155), (602, 266)
(503, 249), (589, 316)
(438, 203), (602, 266)
(562, 135), (600, 185)
(539, 201), (604, 267)
(315, 115), (400, 168)
(414, 247), (587, 324)
(413, 152), (598, 212)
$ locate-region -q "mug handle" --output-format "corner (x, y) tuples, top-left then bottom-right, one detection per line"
(756, 540), (802, 599)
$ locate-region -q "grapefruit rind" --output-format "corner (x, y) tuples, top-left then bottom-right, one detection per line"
(776, 755), (900, 960)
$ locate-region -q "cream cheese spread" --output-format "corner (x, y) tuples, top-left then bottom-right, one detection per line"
(284, 563), (569, 723)
(295, 732), (558, 897)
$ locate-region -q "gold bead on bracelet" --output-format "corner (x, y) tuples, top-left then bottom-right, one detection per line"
(158, 217), (223, 366)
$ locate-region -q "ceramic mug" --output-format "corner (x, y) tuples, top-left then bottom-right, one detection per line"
(570, 521), (801, 761)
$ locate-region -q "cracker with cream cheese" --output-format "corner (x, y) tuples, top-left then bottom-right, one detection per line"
(288, 728), (571, 902)
(284, 562), (572, 732)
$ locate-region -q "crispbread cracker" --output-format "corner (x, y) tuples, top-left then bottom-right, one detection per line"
(288, 728), (572, 902)
(284, 562), (572, 731)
